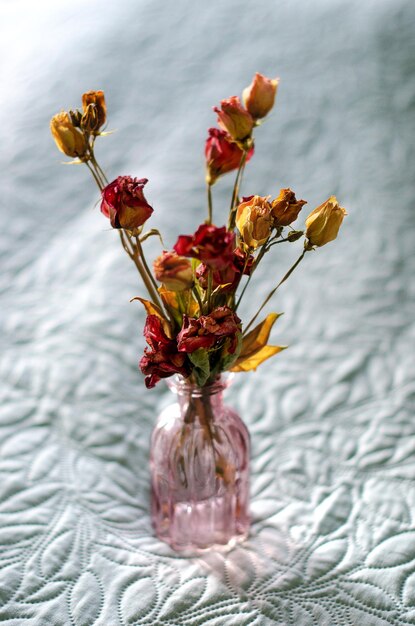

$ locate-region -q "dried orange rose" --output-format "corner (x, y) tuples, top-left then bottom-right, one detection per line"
(82, 90), (106, 130)
(236, 195), (273, 249)
(214, 96), (254, 143)
(243, 73), (279, 120)
(271, 188), (307, 226)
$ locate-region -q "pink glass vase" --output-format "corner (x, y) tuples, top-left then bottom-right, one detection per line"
(150, 375), (250, 552)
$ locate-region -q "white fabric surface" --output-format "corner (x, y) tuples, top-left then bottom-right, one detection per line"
(1, 0), (415, 623)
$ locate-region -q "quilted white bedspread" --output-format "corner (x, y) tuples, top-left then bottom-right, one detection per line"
(1, 0), (415, 623)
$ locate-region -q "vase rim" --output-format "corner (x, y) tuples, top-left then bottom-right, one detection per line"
(165, 373), (234, 396)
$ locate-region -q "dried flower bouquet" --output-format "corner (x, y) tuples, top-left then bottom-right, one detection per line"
(51, 74), (346, 391)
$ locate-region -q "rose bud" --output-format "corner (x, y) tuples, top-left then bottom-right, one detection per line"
(205, 128), (254, 185)
(242, 73), (279, 120)
(174, 224), (235, 271)
(287, 230), (304, 242)
(305, 196), (347, 247)
(214, 96), (254, 144)
(236, 195), (273, 249)
(101, 176), (153, 230)
(81, 103), (101, 134)
(82, 90), (106, 131)
(50, 111), (87, 159)
(153, 251), (193, 292)
(271, 188), (307, 226)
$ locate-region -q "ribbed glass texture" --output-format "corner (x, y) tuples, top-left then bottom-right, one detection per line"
(150, 375), (250, 552)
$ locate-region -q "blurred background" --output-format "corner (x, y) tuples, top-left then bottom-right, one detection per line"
(1, 0), (415, 622)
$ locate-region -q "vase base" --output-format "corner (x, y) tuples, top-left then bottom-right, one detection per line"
(152, 495), (250, 554)
(154, 528), (249, 555)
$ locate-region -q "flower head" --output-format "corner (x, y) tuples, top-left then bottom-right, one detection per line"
(271, 188), (307, 226)
(174, 224), (235, 271)
(153, 251), (193, 292)
(81, 90), (107, 131)
(50, 111), (87, 158)
(205, 128), (254, 185)
(214, 96), (254, 144)
(236, 195), (273, 249)
(139, 315), (190, 388)
(177, 307), (241, 354)
(305, 196), (347, 247)
(196, 248), (254, 292)
(101, 176), (153, 230)
(242, 73), (279, 120)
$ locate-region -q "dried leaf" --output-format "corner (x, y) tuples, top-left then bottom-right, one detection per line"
(230, 313), (285, 372)
(231, 345), (286, 372)
(188, 350), (210, 387)
(241, 313), (283, 357)
(212, 283), (232, 295)
(140, 228), (165, 247)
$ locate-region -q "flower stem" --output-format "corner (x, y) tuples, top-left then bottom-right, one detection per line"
(235, 238), (270, 311)
(90, 153), (108, 185)
(119, 231), (163, 310)
(243, 249), (307, 335)
(206, 183), (213, 225)
(132, 236), (177, 325)
(235, 272), (251, 312)
(235, 231), (294, 311)
(227, 150), (248, 230)
(85, 160), (104, 191)
(233, 251), (253, 310)
(205, 269), (213, 313)
(192, 286), (204, 316)
(134, 235), (160, 295)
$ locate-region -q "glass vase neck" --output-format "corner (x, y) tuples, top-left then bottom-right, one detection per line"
(166, 374), (233, 398)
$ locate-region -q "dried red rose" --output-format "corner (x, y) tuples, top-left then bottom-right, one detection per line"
(174, 224), (235, 271)
(196, 248), (254, 292)
(205, 128), (254, 185)
(139, 315), (190, 388)
(177, 307), (241, 354)
(101, 176), (153, 230)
